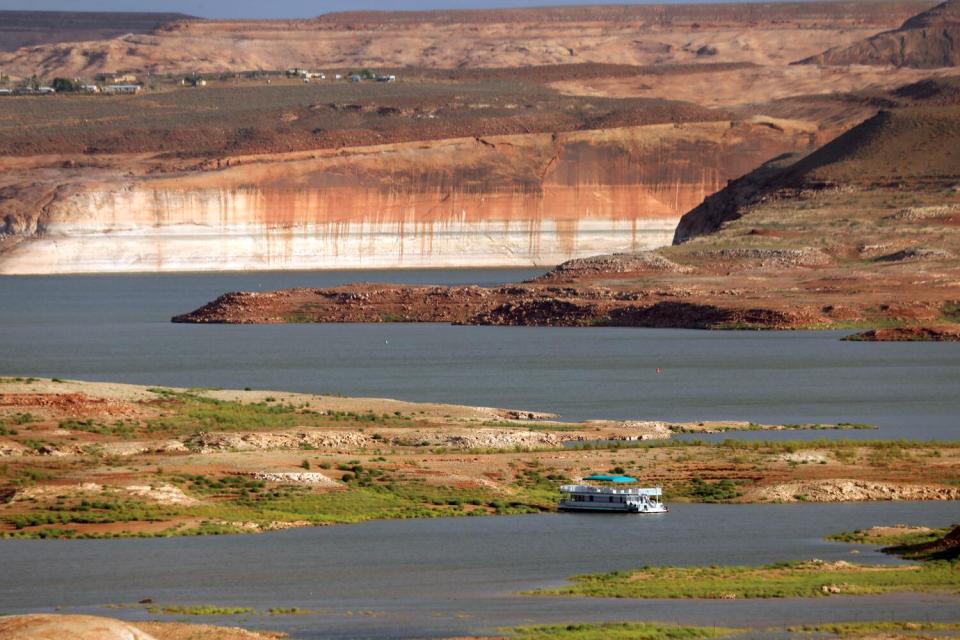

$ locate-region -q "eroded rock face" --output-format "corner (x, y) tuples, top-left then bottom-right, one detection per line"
(0, 124), (811, 274)
(0, 614), (156, 640)
(186, 430), (371, 452)
(436, 430), (561, 449)
(244, 472), (340, 486)
(753, 479), (960, 502)
(6, 483), (198, 506)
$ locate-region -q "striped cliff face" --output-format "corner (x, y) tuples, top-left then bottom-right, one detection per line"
(0, 122), (815, 274)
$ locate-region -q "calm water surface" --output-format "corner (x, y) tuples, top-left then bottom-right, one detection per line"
(2, 270), (960, 637)
(2, 270), (960, 439)
(1, 503), (959, 639)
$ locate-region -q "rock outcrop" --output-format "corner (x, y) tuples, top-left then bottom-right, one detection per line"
(173, 282), (826, 329)
(753, 479), (960, 502)
(0, 124), (806, 274)
(671, 153), (800, 244)
(8, 482), (199, 506)
(433, 430), (561, 449)
(843, 326), (960, 341)
(244, 471), (341, 486)
(186, 430), (370, 453)
(901, 524), (960, 559)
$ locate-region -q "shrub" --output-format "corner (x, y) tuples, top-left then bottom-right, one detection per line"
(687, 478), (741, 503)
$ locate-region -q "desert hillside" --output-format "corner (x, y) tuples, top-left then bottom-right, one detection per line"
(674, 78), (960, 241)
(798, 0), (960, 67)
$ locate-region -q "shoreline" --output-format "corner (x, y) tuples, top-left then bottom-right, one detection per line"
(2, 376), (958, 540)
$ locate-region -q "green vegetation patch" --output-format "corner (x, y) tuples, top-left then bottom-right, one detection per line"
(59, 418), (137, 438)
(191, 478), (549, 526)
(941, 301), (960, 323)
(147, 604), (253, 616)
(143, 388), (412, 436)
(267, 607), (316, 615)
(533, 560), (960, 599)
(506, 621), (737, 640)
(681, 478), (741, 503)
(146, 391), (304, 434)
(2, 498), (177, 531)
(1, 465), (557, 539)
(787, 621), (960, 636)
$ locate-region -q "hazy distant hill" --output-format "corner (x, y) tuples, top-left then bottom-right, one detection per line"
(0, 1), (932, 78)
(797, 0), (959, 68)
(0, 10), (196, 53)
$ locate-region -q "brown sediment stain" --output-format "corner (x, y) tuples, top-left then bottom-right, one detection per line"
(554, 218), (578, 256)
(1, 123), (816, 272)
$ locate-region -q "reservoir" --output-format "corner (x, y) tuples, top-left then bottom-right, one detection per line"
(2, 270), (960, 638)
(1, 502), (958, 639)
(1, 270), (959, 440)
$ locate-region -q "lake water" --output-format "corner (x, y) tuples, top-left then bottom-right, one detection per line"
(2, 270), (960, 637)
(1, 270), (960, 440)
(1, 502), (958, 639)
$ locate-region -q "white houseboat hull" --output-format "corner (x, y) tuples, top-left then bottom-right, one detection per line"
(558, 501), (667, 513)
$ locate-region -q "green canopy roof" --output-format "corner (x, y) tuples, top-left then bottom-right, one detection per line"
(584, 474), (636, 483)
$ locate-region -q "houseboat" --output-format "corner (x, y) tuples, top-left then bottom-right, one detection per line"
(559, 474), (667, 513)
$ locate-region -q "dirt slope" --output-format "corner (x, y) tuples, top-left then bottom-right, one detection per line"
(798, 0), (960, 67)
(674, 94), (960, 242)
(0, 11), (194, 53)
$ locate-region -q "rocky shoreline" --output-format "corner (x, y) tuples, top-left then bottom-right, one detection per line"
(1, 376), (958, 541)
(171, 282), (820, 330)
(843, 326), (960, 342)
